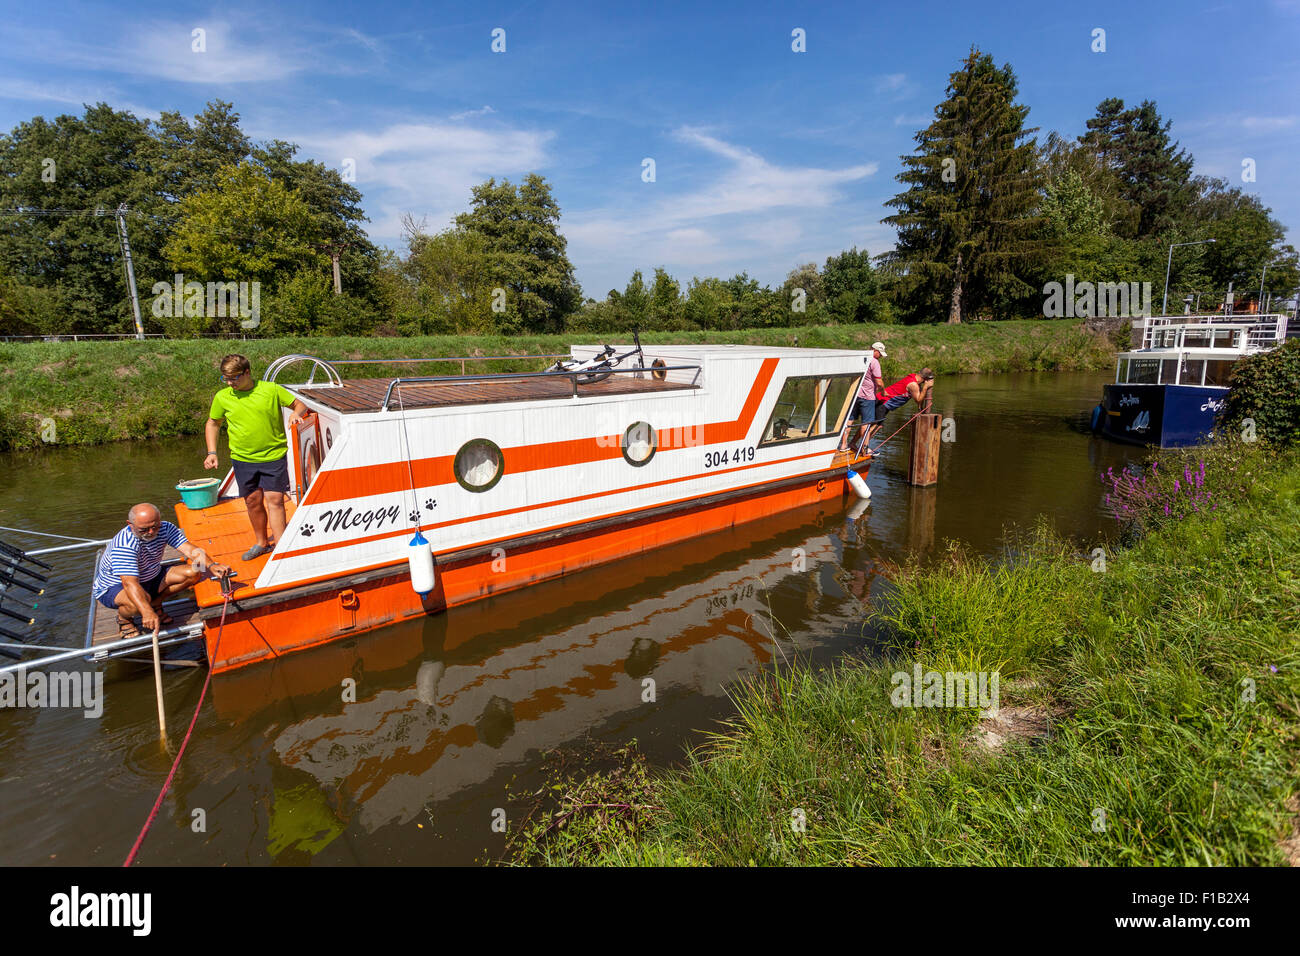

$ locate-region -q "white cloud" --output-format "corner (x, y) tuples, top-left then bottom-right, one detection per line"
(288, 119), (554, 246)
(0, 77), (158, 119)
(894, 113), (930, 128)
(875, 73), (908, 94)
(1241, 115), (1297, 131)
(562, 128), (879, 289)
(450, 106), (496, 120)
(0, 20), (380, 85)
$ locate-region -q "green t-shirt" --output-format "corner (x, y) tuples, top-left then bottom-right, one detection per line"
(208, 380), (297, 463)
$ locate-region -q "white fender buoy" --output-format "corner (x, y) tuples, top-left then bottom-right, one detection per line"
(847, 468), (871, 500)
(408, 530), (436, 596)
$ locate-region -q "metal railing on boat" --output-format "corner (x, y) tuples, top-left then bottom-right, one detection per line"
(264, 353), (578, 386)
(0, 531), (205, 678)
(1137, 314), (1288, 352)
(378, 363), (705, 411)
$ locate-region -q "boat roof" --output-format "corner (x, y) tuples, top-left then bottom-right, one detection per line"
(289, 345), (869, 413)
(1119, 348), (1266, 360)
(581, 344), (868, 357)
(296, 374), (699, 414)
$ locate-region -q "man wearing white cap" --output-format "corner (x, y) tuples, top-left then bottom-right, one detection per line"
(840, 341), (887, 452)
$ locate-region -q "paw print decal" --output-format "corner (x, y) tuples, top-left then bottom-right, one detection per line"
(425, 498), (437, 510)
(300, 523), (314, 537)
(409, 510), (420, 523)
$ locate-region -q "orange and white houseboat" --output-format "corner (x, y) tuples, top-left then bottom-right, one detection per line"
(166, 343), (874, 673)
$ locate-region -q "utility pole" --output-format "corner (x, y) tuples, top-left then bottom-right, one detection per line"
(115, 204), (144, 339)
(1162, 238), (1216, 316)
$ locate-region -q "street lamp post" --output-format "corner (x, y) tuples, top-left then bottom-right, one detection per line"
(1163, 239), (1216, 316)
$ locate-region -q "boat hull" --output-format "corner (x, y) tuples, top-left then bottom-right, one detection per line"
(203, 467), (854, 673)
(1099, 383), (1227, 448)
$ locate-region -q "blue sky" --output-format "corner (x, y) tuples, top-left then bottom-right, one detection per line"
(2, 0), (1298, 297)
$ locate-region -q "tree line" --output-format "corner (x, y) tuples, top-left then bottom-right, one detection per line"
(1, 51), (1296, 337)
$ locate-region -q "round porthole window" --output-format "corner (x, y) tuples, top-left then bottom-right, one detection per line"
(454, 438), (504, 492)
(622, 422), (656, 467)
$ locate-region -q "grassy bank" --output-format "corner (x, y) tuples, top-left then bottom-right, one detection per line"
(505, 440), (1300, 866)
(0, 319), (1116, 452)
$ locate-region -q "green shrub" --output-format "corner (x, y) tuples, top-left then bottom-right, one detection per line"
(1223, 337), (1300, 446)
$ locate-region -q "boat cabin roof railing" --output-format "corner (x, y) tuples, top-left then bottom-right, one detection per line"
(378, 363), (704, 412)
(263, 353), (576, 388)
(263, 354), (345, 387)
(1134, 314), (1288, 353)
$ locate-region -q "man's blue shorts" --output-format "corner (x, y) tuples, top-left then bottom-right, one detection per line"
(850, 396), (876, 423)
(97, 571), (164, 610)
(232, 455), (290, 497)
(872, 394), (910, 423)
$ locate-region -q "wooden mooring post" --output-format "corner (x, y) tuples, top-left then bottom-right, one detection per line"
(908, 413), (942, 487)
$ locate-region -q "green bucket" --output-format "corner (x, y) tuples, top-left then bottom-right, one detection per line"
(176, 477), (220, 510)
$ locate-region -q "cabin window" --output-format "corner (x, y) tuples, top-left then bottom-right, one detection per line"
(1180, 359), (1205, 386)
(1160, 359), (1179, 384)
(1204, 360), (1234, 387)
(759, 374), (859, 446)
(454, 439), (504, 492)
(1126, 359), (1159, 384)
(622, 422), (657, 466)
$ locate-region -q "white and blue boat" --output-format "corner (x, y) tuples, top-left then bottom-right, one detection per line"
(1092, 312), (1293, 447)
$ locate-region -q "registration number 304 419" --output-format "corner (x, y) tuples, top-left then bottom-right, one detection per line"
(705, 446), (756, 468)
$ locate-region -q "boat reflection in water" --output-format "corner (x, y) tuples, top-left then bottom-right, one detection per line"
(211, 497), (892, 860)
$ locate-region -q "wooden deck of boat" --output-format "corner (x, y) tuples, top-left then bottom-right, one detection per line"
(831, 447), (874, 468)
(172, 496), (298, 609)
(296, 374), (699, 413)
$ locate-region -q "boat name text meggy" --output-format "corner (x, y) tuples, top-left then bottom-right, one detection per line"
(319, 504), (404, 536)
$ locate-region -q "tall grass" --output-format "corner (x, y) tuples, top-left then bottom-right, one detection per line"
(504, 441), (1300, 866)
(0, 320), (1116, 451)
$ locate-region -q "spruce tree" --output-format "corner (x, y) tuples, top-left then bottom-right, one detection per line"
(882, 49), (1044, 323)
(1078, 98), (1193, 239)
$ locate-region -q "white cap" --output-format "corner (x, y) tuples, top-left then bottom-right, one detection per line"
(871, 341), (887, 357)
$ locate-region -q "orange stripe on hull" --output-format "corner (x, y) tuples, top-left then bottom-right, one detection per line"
(206, 470), (848, 673)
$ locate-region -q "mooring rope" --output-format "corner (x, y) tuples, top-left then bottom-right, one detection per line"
(122, 591), (230, 867)
(855, 407), (928, 458)
(396, 386), (421, 534)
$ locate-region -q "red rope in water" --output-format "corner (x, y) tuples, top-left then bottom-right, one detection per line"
(122, 593), (230, 867)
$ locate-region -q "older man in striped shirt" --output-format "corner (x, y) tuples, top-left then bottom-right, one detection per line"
(93, 503), (225, 638)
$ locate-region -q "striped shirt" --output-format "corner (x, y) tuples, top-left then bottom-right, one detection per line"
(92, 522), (188, 598)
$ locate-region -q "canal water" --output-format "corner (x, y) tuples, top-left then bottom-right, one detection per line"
(0, 371), (1142, 865)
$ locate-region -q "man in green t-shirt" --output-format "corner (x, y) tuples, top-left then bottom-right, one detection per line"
(204, 354), (309, 561)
